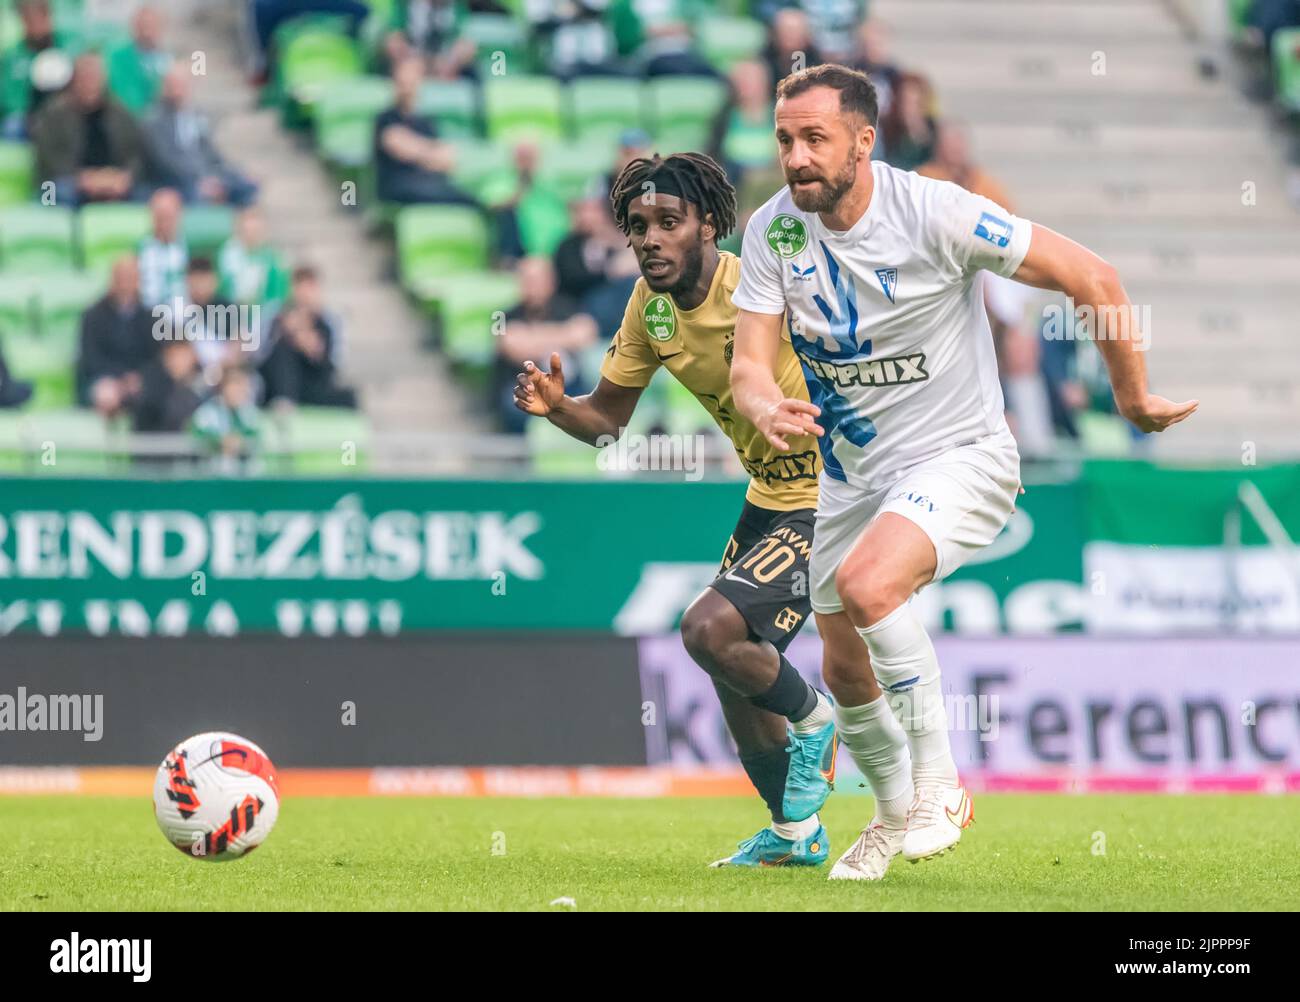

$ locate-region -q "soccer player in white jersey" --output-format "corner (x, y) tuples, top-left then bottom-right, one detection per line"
(730, 65), (1198, 880)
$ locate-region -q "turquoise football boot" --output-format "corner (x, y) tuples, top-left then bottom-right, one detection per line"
(709, 824), (830, 868)
(782, 696), (839, 822)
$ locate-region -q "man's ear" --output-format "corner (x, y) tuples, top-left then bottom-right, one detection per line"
(702, 211), (716, 241)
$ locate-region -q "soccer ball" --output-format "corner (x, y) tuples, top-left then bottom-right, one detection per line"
(153, 732), (280, 861)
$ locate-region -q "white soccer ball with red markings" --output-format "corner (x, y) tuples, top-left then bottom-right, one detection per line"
(153, 732), (280, 861)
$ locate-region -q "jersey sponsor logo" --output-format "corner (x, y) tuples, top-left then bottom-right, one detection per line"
(875, 267), (898, 303)
(642, 296), (677, 341)
(886, 489), (939, 513)
(791, 262), (817, 282)
(974, 211), (1013, 248)
(738, 450), (819, 485)
(799, 352), (929, 389)
(766, 214), (808, 258)
(773, 606), (804, 632)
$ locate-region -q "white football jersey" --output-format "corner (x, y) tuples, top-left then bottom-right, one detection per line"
(733, 160), (1032, 491)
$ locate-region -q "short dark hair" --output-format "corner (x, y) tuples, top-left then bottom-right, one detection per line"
(292, 265), (319, 283)
(187, 256), (215, 274)
(776, 63), (879, 128)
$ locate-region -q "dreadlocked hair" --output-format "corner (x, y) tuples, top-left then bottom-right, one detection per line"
(609, 152), (737, 241)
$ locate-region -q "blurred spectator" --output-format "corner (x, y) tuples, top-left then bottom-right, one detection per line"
(31, 52), (142, 206)
(918, 121), (1015, 208)
(552, 193), (640, 303)
(142, 65), (260, 206)
(107, 5), (172, 114)
(174, 257), (245, 376)
(373, 55), (475, 205)
(877, 71), (935, 171)
(755, 0), (866, 63)
(710, 60), (776, 180)
(261, 266), (357, 408)
(0, 0), (72, 138)
(495, 256), (597, 433)
(529, 1), (620, 79)
(191, 364), (262, 473)
(0, 344), (33, 409)
(138, 188), (189, 307)
(846, 18), (901, 120)
(640, 15), (718, 78)
(762, 8), (823, 85)
(382, 0), (509, 80)
(219, 208), (290, 319)
(1246, 0), (1300, 48)
(604, 127), (653, 197)
(76, 257), (157, 416)
(134, 339), (204, 433)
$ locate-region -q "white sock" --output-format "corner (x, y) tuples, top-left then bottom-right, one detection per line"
(834, 695), (913, 828)
(772, 814), (820, 841)
(791, 690), (833, 734)
(858, 600), (960, 790)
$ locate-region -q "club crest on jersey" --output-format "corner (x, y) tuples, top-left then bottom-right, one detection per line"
(766, 215), (808, 258)
(875, 267), (898, 303)
(974, 212), (1013, 248)
(643, 295), (677, 341)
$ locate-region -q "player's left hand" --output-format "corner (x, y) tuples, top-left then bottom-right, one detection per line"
(1119, 394), (1199, 434)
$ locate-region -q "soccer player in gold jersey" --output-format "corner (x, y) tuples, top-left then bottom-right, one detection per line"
(515, 153), (911, 871)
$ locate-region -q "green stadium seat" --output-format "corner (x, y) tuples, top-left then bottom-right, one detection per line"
(527, 415), (598, 477)
(2, 336), (76, 410)
(0, 141), (34, 204)
(1273, 28), (1300, 113)
(0, 408), (112, 472)
(395, 205), (490, 292)
(315, 76), (393, 168)
(448, 139), (515, 200)
(0, 205), (76, 271)
(79, 203), (150, 271)
(269, 406), (372, 474)
(696, 17), (765, 71)
(537, 139), (616, 204)
(516, 186), (571, 256)
(647, 75), (729, 141)
(462, 14), (531, 75)
(417, 79), (480, 138)
(181, 204), (236, 258)
(0, 274), (39, 340)
(420, 270), (520, 366)
(277, 23), (363, 119)
(483, 76), (564, 143)
(36, 270), (104, 342)
(566, 77), (644, 144)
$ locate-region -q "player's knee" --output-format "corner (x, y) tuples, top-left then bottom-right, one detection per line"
(680, 596), (748, 675)
(834, 554), (909, 626)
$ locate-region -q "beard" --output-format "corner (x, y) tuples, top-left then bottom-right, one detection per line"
(652, 240), (705, 298)
(786, 154), (857, 214)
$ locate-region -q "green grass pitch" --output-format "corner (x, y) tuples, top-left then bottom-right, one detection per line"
(2, 794), (1297, 911)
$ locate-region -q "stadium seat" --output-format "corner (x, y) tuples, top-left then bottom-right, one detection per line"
(696, 16), (765, 71)
(181, 204), (236, 258)
(417, 79), (480, 138)
(276, 22), (363, 122)
(646, 76), (729, 143)
(516, 187), (571, 257)
(483, 76), (564, 143)
(0, 141), (34, 205)
(1272, 28), (1300, 113)
(314, 76), (394, 169)
(0, 274), (38, 344)
(566, 77), (645, 144)
(1, 336), (76, 410)
(396, 205), (490, 293)
(0, 205), (76, 272)
(0, 408), (111, 472)
(462, 14), (531, 75)
(537, 139), (615, 205)
(527, 415), (599, 477)
(448, 139), (514, 199)
(36, 270), (105, 342)
(269, 406), (372, 474)
(79, 203), (150, 271)
(423, 270), (520, 366)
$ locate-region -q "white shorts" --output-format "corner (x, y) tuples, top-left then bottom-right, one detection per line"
(809, 430), (1022, 615)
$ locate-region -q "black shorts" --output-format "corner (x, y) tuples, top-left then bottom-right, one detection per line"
(709, 502), (816, 653)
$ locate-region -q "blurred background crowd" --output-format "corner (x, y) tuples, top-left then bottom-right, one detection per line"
(0, 0), (1293, 475)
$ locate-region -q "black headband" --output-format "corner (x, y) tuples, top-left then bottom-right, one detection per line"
(617, 166), (693, 218)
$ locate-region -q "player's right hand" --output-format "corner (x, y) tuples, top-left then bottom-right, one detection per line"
(757, 397), (823, 451)
(514, 352), (566, 417)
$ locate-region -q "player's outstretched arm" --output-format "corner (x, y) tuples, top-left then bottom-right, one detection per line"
(1011, 224), (1198, 434)
(514, 352), (642, 447)
(730, 308), (823, 450)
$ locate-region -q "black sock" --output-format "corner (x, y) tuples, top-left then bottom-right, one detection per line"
(748, 654), (818, 722)
(738, 746), (791, 824)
